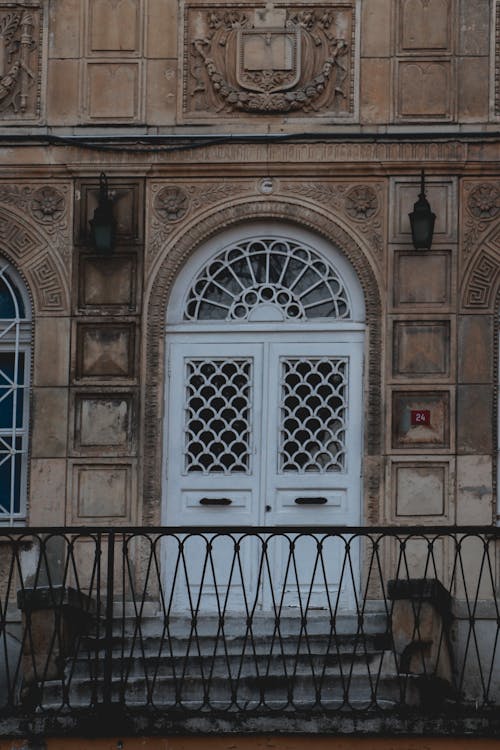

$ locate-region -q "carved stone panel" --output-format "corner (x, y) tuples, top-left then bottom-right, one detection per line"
(392, 461), (449, 518)
(0, 4), (43, 121)
(73, 392), (135, 454)
(76, 179), (144, 246)
(393, 251), (451, 308)
(183, 4), (355, 119)
(392, 321), (451, 378)
(78, 254), (138, 311)
(70, 461), (134, 522)
(398, 0), (452, 53)
(75, 323), (136, 379)
(88, 0), (141, 56)
(85, 62), (140, 120)
(396, 60), (454, 120)
(391, 390), (451, 450)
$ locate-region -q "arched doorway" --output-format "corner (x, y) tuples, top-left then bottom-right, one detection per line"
(162, 223), (366, 610)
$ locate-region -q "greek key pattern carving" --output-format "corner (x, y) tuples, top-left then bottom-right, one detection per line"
(28, 252), (64, 310)
(184, 4), (354, 118)
(0, 184), (70, 262)
(0, 4), (42, 119)
(0, 205), (69, 313)
(148, 181), (252, 266)
(463, 229), (500, 309)
(282, 181), (384, 262)
(0, 213), (38, 257)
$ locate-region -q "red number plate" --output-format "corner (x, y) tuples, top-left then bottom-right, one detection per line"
(411, 409), (431, 426)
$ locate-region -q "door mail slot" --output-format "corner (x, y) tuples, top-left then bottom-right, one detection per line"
(294, 496), (328, 505)
(199, 497), (232, 506)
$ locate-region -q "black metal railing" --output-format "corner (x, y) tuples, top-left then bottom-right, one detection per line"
(1, 526), (500, 720)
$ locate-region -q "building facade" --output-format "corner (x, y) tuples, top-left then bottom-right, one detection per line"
(0, 0), (500, 744)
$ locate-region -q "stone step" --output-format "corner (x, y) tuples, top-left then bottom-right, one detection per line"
(105, 612), (389, 640)
(67, 648), (390, 681)
(38, 663), (411, 711)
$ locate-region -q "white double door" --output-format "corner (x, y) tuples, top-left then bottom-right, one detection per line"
(163, 330), (363, 611)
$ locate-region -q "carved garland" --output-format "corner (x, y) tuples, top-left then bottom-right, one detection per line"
(186, 7), (353, 115)
(143, 201), (383, 527)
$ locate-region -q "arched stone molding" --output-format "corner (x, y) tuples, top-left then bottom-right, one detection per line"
(461, 221), (500, 312)
(0, 205), (70, 315)
(143, 199), (383, 527)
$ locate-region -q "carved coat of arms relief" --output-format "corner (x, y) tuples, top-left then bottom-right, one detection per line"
(184, 3), (354, 117)
(0, 3), (41, 119)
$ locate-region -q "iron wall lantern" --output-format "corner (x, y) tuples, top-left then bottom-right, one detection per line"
(409, 169), (436, 250)
(89, 172), (116, 254)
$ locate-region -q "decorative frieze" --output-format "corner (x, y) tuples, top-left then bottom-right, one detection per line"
(183, 3), (355, 119)
(0, 3), (42, 120)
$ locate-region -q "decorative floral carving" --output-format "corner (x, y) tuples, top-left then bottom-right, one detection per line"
(283, 181), (384, 263)
(0, 183), (70, 262)
(0, 10), (41, 118)
(185, 5), (353, 117)
(463, 182), (500, 257)
(345, 186), (378, 220)
(154, 187), (189, 223)
(30, 187), (65, 223)
(148, 181), (252, 267)
(467, 184), (500, 220)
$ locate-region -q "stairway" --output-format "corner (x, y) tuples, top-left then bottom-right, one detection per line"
(36, 609), (416, 712)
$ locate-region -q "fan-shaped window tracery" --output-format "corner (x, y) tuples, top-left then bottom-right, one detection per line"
(183, 238), (352, 322)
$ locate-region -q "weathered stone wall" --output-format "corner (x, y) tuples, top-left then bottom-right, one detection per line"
(0, 2), (497, 562)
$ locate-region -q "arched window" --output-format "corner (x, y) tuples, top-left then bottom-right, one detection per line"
(0, 260), (31, 525)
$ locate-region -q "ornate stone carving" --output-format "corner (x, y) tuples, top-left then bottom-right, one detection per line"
(0, 183), (70, 262)
(29, 253), (65, 310)
(462, 227), (500, 310)
(467, 184), (500, 220)
(282, 181), (384, 262)
(463, 182), (500, 258)
(153, 186), (189, 223)
(30, 187), (65, 223)
(184, 4), (354, 118)
(345, 186), (378, 220)
(0, 5), (42, 119)
(0, 206), (69, 313)
(165, 141), (468, 164)
(142, 201), (382, 527)
(148, 181), (252, 265)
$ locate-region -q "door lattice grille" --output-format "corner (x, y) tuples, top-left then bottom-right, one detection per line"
(279, 357), (347, 473)
(184, 358), (252, 474)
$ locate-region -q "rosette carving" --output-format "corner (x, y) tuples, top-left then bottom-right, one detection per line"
(282, 181), (384, 262)
(463, 182), (500, 257)
(154, 186), (189, 223)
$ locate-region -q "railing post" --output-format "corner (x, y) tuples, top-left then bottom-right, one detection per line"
(103, 529), (115, 706)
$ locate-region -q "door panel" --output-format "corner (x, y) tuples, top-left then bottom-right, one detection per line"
(164, 337), (362, 611)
